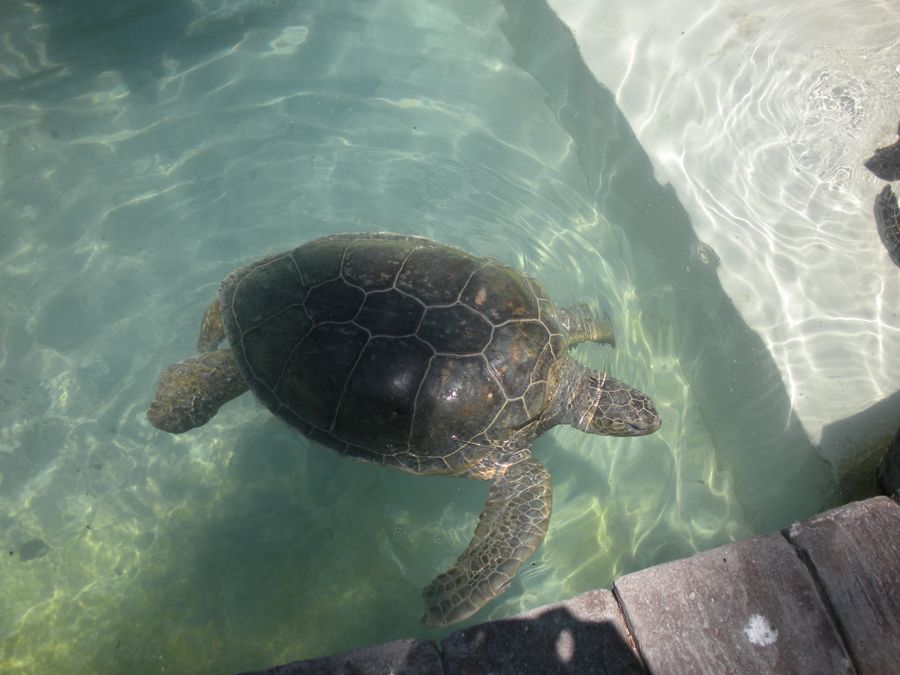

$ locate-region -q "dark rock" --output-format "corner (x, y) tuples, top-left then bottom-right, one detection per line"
(441, 589), (644, 674)
(19, 537), (49, 561)
(614, 533), (853, 674)
(877, 426), (900, 497)
(236, 638), (442, 675)
(785, 496), (900, 674)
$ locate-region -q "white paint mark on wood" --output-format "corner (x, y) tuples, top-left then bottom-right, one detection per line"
(744, 614), (779, 646)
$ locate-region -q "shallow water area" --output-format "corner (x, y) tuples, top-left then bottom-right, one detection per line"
(0, 0), (890, 673)
(551, 0), (900, 454)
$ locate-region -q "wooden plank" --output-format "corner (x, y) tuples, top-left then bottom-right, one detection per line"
(614, 533), (854, 674)
(441, 589), (645, 674)
(786, 496), (900, 675)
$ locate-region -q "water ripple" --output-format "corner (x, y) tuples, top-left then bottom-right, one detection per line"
(556, 0), (900, 450)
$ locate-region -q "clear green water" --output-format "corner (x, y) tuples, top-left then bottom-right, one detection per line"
(0, 0), (838, 672)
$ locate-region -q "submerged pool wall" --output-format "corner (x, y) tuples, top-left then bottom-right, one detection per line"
(500, 0), (838, 530)
(543, 0), (900, 480)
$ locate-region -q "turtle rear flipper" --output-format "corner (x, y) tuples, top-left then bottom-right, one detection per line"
(148, 350), (249, 433)
(421, 453), (552, 627)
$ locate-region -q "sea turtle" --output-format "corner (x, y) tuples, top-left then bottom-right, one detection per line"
(874, 184), (900, 267)
(865, 121), (900, 267)
(866, 123), (900, 487)
(147, 233), (661, 626)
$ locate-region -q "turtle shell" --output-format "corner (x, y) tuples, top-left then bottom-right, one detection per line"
(219, 233), (566, 474)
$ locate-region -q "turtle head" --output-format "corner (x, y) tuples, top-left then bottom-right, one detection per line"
(582, 373), (661, 437)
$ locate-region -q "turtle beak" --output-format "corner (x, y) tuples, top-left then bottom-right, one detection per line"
(627, 412), (662, 436)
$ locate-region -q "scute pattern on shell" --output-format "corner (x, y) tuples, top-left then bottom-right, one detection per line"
(219, 233), (565, 475)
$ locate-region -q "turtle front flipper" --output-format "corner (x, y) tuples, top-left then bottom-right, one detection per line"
(559, 304), (615, 348)
(422, 452), (552, 627)
(147, 349), (249, 433)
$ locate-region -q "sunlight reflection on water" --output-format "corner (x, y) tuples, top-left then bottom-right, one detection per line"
(2, 0), (888, 673)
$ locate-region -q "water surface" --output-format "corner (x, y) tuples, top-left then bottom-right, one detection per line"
(0, 0), (847, 672)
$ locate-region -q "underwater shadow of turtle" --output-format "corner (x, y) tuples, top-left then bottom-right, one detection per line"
(864, 121), (900, 182)
(147, 233), (661, 627)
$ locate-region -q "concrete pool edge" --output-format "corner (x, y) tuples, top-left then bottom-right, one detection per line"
(239, 492), (900, 674)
